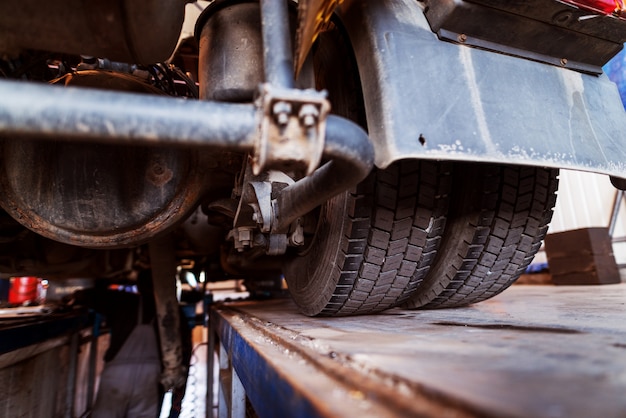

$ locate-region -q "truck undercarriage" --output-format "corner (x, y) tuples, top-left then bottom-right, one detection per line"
(1, 0), (626, 320)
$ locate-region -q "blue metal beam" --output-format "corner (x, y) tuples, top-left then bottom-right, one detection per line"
(0, 310), (90, 355)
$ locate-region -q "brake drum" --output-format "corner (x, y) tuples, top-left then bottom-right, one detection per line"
(0, 72), (203, 248)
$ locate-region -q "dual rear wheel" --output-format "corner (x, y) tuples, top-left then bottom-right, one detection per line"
(283, 162), (559, 316)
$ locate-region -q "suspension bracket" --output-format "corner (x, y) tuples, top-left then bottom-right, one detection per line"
(229, 168), (304, 255)
(253, 83), (330, 176)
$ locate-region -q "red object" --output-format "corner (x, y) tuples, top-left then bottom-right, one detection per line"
(560, 0), (626, 14)
(8, 277), (39, 305)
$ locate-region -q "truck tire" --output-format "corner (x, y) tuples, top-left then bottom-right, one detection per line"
(405, 163), (558, 309)
(283, 160), (450, 316)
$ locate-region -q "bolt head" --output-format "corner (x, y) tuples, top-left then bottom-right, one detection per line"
(272, 101), (292, 127)
(276, 112), (289, 127)
(303, 114), (316, 128)
(299, 104), (319, 128)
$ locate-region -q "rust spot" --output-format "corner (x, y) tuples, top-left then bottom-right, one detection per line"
(160, 300), (179, 342)
(146, 158), (174, 186)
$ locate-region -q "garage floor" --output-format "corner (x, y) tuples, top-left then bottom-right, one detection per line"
(211, 283), (626, 418)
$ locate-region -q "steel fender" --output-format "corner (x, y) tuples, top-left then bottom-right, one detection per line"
(335, 0), (626, 179)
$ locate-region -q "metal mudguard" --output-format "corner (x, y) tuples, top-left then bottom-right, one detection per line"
(336, 0), (626, 179)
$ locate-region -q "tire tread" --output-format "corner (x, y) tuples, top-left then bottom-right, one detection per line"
(407, 165), (558, 309)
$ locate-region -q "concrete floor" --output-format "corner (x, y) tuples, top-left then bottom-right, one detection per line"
(214, 283), (626, 418)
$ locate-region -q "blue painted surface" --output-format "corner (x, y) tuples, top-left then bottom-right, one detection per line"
(0, 311), (90, 354)
(605, 47), (626, 109)
(217, 315), (321, 418)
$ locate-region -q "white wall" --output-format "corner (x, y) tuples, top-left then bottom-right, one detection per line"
(544, 169), (626, 265)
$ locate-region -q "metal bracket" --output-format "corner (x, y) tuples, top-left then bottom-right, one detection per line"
(229, 167), (304, 255)
(249, 181), (273, 233)
(253, 83), (330, 176)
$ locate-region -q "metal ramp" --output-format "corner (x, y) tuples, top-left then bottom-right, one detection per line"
(208, 283), (626, 418)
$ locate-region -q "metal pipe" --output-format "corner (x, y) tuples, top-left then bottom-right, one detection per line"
(0, 79), (374, 232)
(609, 190), (624, 238)
(260, 0), (295, 89)
(0, 79), (257, 149)
(272, 115), (375, 233)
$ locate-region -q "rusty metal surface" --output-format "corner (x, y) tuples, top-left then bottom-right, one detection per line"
(254, 83), (330, 175)
(149, 237), (186, 391)
(213, 305), (476, 418)
(213, 283), (626, 417)
(0, 140), (203, 248)
(0, 78), (373, 249)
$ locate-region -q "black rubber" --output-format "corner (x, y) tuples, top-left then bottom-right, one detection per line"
(283, 21), (452, 316)
(405, 163), (559, 309)
(283, 160), (450, 316)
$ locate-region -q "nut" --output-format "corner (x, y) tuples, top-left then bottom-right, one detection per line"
(299, 104), (319, 128)
(272, 101), (292, 127)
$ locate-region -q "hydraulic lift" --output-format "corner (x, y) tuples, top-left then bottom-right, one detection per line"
(209, 283), (626, 418)
(1, 280), (625, 417)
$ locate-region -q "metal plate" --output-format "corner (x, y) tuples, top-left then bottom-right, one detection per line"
(213, 283), (626, 418)
(423, 0), (626, 73)
(336, 0), (626, 179)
